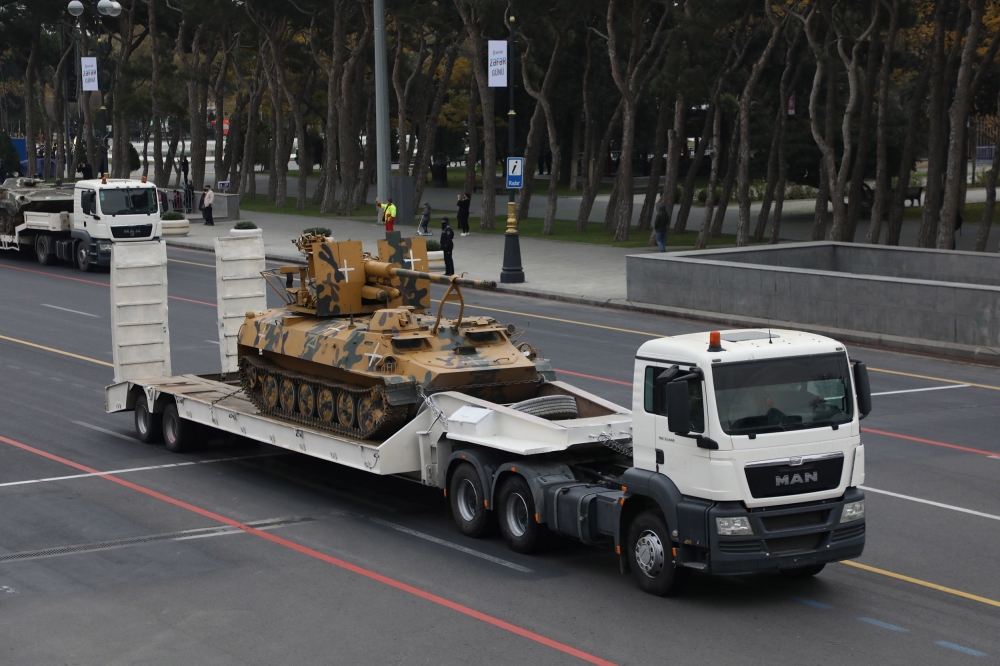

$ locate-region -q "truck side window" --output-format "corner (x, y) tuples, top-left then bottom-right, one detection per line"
(644, 365), (705, 433)
(81, 190), (95, 215)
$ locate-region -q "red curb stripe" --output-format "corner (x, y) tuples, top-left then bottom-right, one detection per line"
(0, 433), (616, 666)
(0, 258), (216, 307)
(861, 427), (998, 457)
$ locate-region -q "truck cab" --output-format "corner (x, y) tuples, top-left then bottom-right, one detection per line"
(623, 329), (869, 586)
(72, 178), (162, 269)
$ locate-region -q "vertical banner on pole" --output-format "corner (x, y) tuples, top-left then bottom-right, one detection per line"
(488, 41), (507, 88)
(81, 57), (99, 92)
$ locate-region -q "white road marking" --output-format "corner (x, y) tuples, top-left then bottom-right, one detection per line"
(204, 340), (220, 345)
(872, 384), (971, 396)
(41, 304), (99, 318)
(0, 452), (281, 489)
(862, 485), (1000, 522)
(371, 517), (533, 573)
(73, 420), (138, 442)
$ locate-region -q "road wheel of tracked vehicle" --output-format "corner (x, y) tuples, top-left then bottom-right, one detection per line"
(35, 234), (51, 265)
(317, 388), (335, 422)
(75, 240), (91, 272)
(627, 510), (687, 597)
(780, 563), (826, 578)
(279, 378), (296, 412)
(449, 463), (489, 538)
(162, 402), (199, 453)
(358, 392), (385, 434)
(337, 391), (356, 428)
(498, 475), (545, 553)
(0, 210), (13, 236)
(262, 374), (280, 410)
(134, 394), (162, 444)
(298, 383), (316, 417)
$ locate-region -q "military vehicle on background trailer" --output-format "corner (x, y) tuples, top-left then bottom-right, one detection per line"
(238, 234), (568, 440)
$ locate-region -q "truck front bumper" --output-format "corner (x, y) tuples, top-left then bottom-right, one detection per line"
(705, 487), (865, 575)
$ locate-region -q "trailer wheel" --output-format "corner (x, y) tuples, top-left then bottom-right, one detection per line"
(449, 463), (489, 538)
(35, 235), (51, 266)
(162, 402), (199, 453)
(497, 475), (544, 553)
(780, 563), (826, 578)
(627, 511), (687, 596)
(75, 240), (91, 272)
(134, 394), (162, 444)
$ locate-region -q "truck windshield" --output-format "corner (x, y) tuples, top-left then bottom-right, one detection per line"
(713, 353), (854, 435)
(99, 188), (158, 216)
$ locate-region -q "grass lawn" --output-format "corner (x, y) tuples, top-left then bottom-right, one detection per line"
(902, 202), (994, 223)
(467, 215), (736, 249)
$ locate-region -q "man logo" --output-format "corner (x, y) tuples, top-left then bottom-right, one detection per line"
(775, 472), (818, 486)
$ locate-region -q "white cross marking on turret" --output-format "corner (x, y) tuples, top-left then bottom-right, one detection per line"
(405, 250), (422, 270)
(365, 341), (383, 370)
(340, 259), (355, 283)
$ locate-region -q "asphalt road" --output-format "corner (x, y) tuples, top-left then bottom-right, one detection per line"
(2, 246), (1000, 664)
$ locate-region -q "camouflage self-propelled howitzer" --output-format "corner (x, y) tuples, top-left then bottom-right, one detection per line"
(237, 234), (555, 440)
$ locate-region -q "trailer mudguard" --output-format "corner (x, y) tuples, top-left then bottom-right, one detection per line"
(491, 461), (575, 522)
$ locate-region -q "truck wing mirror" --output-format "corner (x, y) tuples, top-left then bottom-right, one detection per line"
(853, 361), (872, 419)
(665, 381), (691, 435)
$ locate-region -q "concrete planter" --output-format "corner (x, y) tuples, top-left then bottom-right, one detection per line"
(427, 250), (444, 272)
(230, 227), (261, 238)
(161, 218), (189, 237)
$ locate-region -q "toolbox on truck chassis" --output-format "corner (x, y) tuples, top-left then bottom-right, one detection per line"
(105, 240), (867, 596)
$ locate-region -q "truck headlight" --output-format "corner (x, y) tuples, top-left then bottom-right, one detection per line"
(716, 516), (754, 536)
(840, 500), (865, 523)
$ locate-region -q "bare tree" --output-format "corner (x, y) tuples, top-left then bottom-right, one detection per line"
(411, 45), (459, 209)
(392, 24), (428, 178)
(866, 0), (899, 245)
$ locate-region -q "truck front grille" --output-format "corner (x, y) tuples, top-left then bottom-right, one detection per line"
(718, 540), (763, 554)
(111, 224), (153, 239)
(745, 454), (844, 499)
(760, 510), (829, 532)
(831, 523), (865, 542)
(765, 534), (823, 554)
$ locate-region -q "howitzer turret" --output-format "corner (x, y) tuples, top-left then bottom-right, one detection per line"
(238, 235), (556, 440)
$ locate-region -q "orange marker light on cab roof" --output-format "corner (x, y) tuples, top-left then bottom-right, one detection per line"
(141, 175), (147, 183)
(708, 330), (723, 352)
(101, 175), (107, 184)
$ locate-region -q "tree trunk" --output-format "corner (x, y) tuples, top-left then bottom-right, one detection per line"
(568, 111), (582, 191)
(637, 96), (670, 232)
(844, 30), (882, 242)
(696, 104), (722, 249)
(709, 115), (739, 237)
(576, 106), (621, 231)
(937, 0), (985, 249)
(515, 105), (544, 220)
(463, 78), (478, 196)
(662, 95), (684, 233)
(355, 92), (376, 210)
(769, 98), (792, 245)
(24, 27), (40, 178)
(976, 94), (1000, 251)
(867, 0), (898, 244)
(412, 47), (458, 210)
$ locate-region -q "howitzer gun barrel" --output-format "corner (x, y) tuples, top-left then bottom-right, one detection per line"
(364, 261), (497, 289)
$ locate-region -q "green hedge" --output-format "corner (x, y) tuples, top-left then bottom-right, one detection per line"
(234, 220), (258, 229)
(161, 210), (185, 220)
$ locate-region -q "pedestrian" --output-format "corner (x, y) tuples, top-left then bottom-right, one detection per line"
(419, 202), (432, 235)
(440, 217), (455, 276)
(172, 189), (182, 211)
(456, 192), (471, 236)
(180, 156), (189, 185)
(79, 162), (94, 180)
(200, 185), (215, 226)
(953, 212), (963, 250)
(383, 198), (397, 232)
(654, 202), (670, 252)
(544, 151), (552, 175)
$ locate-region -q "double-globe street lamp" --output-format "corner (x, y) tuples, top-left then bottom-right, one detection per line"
(66, 0), (120, 178)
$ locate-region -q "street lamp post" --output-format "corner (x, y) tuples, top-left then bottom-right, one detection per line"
(67, 0), (121, 177)
(500, 1), (524, 284)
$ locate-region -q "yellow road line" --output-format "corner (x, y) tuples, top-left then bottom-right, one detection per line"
(168, 258), (216, 268)
(0, 334), (113, 367)
(866, 367), (1000, 392)
(841, 560), (1000, 609)
(436, 299), (1000, 392)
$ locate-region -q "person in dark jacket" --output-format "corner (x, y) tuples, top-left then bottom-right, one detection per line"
(456, 192), (471, 236)
(418, 202), (432, 235)
(654, 202), (670, 252)
(440, 217), (455, 276)
(180, 156), (189, 185)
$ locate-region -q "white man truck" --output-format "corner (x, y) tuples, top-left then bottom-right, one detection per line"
(104, 238), (870, 595)
(0, 177), (161, 271)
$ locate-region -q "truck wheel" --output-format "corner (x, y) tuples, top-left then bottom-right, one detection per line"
(449, 463), (489, 538)
(35, 235), (51, 265)
(627, 511), (687, 596)
(780, 563), (826, 578)
(162, 402), (199, 453)
(134, 394), (162, 444)
(75, 240), (91, 272)
(497, 475), (544, 553)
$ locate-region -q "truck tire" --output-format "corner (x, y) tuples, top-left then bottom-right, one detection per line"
(449, 463), (489, 538)
(497, 475), (545, 553)
(134, 394), (162, 444)
(509, 395), (578, 420)
(162, 402), (199, 453)
(627, 510), (687, 596)
(75, 240), (91, 272)
(35, 235), (51, 266)
(780, 563), (826, 578)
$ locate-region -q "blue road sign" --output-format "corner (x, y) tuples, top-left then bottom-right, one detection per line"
(506, 157), (524, 189)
